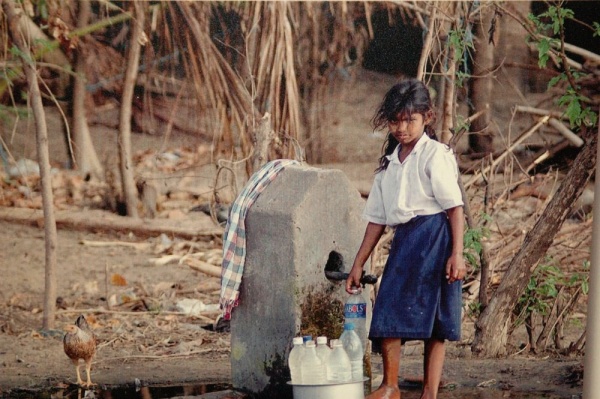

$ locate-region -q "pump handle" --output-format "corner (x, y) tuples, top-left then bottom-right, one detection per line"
(324, 270), (378, 286)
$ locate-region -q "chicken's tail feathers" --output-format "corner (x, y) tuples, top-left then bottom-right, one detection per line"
(75, 315), (90, 330)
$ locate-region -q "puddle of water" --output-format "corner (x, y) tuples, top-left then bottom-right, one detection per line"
(3, 384), (580, 399)
(5, 383), (232, 399)
(399, 387), (579, 399)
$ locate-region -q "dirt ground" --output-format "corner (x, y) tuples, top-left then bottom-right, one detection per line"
(0, 220), (585, 398)
(0, 68), (588, 398)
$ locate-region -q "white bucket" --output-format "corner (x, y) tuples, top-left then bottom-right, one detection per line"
(288, 378), (367, 399)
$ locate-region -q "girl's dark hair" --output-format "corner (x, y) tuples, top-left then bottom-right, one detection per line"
(372, 79), (437, 171)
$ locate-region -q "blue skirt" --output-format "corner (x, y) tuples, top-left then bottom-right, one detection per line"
(369, 213), (462, 342)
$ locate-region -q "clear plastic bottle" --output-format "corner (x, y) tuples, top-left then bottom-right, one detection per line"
(300, 340), (326, 384)
(339, 323), (364, 381)
(315, 336), (332, 365)
(326, 339), (352, 383)
(344, 288), (367, 349)
(288, 336), (304, 384)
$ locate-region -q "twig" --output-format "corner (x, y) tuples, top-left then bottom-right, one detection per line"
(148, 254), (182, 266)
(94, 348), (230, 364)
(416, 2), (437, 81)
(568, 328), (586, 354)
(514, 105), (568, 120)
(184, 258), (222, 278)
(105, 262), (111, 311)
(542, 286), (583, 350)
(464, 116), (550, 189)
(80, 240), (152, 249)
(548, 118), (583, 147)
(545, 35), (600, 64)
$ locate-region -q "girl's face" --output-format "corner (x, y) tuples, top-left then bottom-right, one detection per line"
(388, 112), (430, 147)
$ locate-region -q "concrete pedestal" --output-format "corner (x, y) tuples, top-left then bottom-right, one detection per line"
(230, 164), (370, 396)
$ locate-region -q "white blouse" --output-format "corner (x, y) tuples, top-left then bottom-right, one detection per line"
(363, 134), (464, 226)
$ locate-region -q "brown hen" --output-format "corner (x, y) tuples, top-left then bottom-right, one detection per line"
(63, 315), (97, 387)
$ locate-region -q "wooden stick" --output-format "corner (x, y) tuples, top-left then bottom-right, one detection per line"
(94, 348), (230, 363)
(548, 118), (584, 147)
(514, 105), (568, 120)
(0, 207), (223, 240)
(416, 2), (437, 81)
(148, 254), (182, 266)
(544, 35), (600, 64)
(80, 240), (152, 249)
(185, 258), (222, 278)
(105, 262), (111, 311)
(464, 116), (550, 189)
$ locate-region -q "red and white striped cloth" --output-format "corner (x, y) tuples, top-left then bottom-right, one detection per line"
(219, 159), (299, 320)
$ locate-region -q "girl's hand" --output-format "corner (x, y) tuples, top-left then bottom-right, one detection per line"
(345, 264), (363, 293)
(445, 253), (466, 284)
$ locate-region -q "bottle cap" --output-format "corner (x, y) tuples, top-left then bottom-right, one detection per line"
(302, 335), (313, 343)
(316, 336), (328, 344)
(332, 340), (343, 347)
(293, 337), (304, 345)
(305, 340), (316, 347)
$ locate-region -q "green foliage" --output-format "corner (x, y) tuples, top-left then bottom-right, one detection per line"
(533, 36), (557, 69)
(513, 257), (588, 329)
(557, 88), (598, 127)
(528, 4), (598, 129)
(455, 114), (471, 134)
(447, 27), (474, 87)
(532, 5), (574, 35)
(467, 301), (483, 319)
(463, 212), (491, 270)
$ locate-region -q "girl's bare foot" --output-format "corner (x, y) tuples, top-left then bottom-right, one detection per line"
(366, 384), (401, 399)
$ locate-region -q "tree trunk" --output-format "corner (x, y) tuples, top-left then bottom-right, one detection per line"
(118, 1), (146, 218)
(472, 128), (597, 357)
(498, 1), (535, 92)
(250, 113), (274, 175)
(72, 0), (103, 179)
(3, 0), (58, 329)
(467, 4), (494, 155)
(440, 2), (458, 144)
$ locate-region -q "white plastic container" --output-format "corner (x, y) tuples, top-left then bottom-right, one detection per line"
(289, 378), (367, 399)
(315, 336), (332, 364)
(344, 288), (367, 347)
(300, 340), (326, 384)
(289, 336), (304, 384)
(326, 339), (352, 383)
(339, 323), (364, 381)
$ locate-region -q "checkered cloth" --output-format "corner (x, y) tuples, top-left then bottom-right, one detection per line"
(220, 159), (299, 319)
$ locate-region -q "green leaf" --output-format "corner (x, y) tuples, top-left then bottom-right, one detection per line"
(537, 38), (551, 68)
(547, 75), (563, 88)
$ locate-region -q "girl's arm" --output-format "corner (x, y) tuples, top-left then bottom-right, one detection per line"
(446, 206), (466, 283)
(346, 222), (386, 293)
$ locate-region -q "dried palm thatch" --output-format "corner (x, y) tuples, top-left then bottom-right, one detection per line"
(158, 1), (372, 171)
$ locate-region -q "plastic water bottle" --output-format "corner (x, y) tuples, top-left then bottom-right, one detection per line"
(326, 339), (352, 383)
(300, 340), (326, 384)
(344, 288), (367, 348)
(288, 337), (304, 384)
(315, 336), (332, 365)
(339, 323), (364, 381)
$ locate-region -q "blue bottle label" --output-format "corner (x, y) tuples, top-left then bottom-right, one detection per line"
(344, 302), (366, 318)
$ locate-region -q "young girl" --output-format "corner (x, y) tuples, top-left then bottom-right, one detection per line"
(346, 79), (465, 399)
